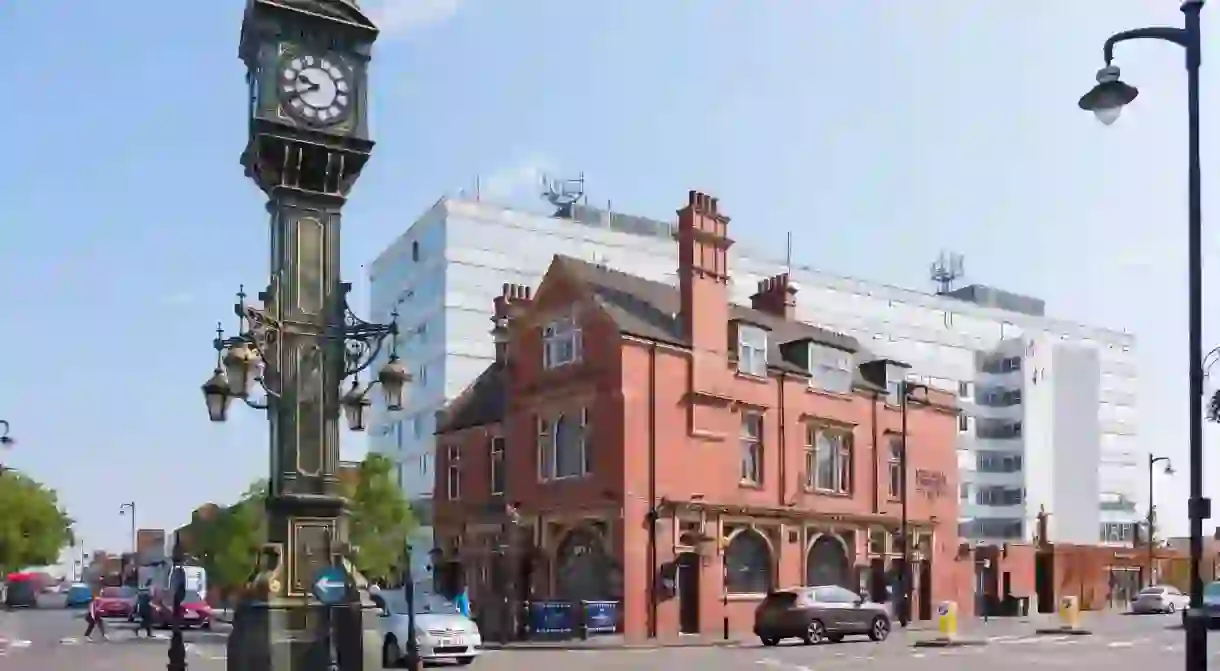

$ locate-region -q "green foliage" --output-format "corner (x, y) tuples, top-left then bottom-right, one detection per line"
(348, 453), (415, 583)
(0, 470), (74, 575)
(193, 484), (265, 595)
(190, 457), (414, 592)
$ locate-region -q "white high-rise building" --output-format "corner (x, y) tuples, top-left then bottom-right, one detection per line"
(367, 196), (1139, 547)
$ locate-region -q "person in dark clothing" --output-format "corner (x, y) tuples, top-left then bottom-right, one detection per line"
(136, 583), (154, 638)
(84, 591), (107, 641)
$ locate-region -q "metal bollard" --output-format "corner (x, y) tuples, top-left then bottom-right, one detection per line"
(578, 602), (589, 640)
(722, 616), (729, 641)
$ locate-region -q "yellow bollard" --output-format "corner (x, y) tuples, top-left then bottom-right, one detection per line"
(1058, 595), (1080, 631)
(937, 601), (958, 641)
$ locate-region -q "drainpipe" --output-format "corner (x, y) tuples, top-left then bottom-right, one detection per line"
(778, 373), (787, 507)
(870, 390), (880, 514)
(647, 343), (658, 639)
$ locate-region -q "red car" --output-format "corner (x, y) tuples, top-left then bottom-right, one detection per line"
(94, 586), (138, 621)
(153, 590), (213, 630)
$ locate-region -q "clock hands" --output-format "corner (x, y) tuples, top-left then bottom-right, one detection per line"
(296, 74), (321, 93)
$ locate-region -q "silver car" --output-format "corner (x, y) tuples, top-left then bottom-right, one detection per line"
(1132, 585), (1190, 614)
(377, 592), (482, 667)
(753, 586), (891, 646)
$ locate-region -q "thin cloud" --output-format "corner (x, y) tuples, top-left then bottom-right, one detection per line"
(161, 291), (195, 307)
(481, 155), (560, 202)
(364, 0), (463, 38)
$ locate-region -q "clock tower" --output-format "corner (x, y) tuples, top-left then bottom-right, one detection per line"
(228, 2), (379, 670)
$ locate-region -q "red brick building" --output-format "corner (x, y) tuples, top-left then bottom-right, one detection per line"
(434, 190), (966, 642)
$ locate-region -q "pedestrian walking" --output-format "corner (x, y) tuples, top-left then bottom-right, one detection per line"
(84, 590), (107, 641)
(136, 583), (154, 638)
(454, 581), (471, 618)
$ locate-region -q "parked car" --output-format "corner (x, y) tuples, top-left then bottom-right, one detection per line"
(753, 586), (891, 646)
(64, 583), (94, 608)
(377, 592), (482, 667)
(152, 590), (214, 629)
(1132, 585), (1191, 614)
(94, 586), (138, 620)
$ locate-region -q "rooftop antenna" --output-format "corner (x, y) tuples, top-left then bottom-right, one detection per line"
(785, 232), (793, 272)
(540, 172), (585, 219)
(929, 250), (965, 295)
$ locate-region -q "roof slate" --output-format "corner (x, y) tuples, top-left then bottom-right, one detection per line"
(436, 255), (870, 435)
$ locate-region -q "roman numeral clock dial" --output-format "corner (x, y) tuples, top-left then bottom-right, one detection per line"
(279, 54), (352, 126)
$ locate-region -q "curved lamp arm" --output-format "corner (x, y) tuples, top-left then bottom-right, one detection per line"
(1102, 27), (1188, 64)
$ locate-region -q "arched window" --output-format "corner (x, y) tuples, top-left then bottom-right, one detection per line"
(724, 530), (772, 594)
(805, 535), (850, 588)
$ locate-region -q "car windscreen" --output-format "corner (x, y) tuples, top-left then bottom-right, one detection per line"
(101, 586), (136, 599)
(385, 592), (461, 615)
(1138, 587), (1165, 595)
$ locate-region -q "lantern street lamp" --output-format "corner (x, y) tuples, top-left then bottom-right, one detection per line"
(201, 285), (409, 431)
(1077, 3), (1209, 669)
(0, 420), (12, 447)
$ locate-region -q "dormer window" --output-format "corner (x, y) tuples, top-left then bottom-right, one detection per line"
(808, 344), (853, 394)
(542, 314), (582, 369)
(738, 325), (768, 377)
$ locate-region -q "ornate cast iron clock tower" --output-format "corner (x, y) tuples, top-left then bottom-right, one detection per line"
(224, 2), (383, 669)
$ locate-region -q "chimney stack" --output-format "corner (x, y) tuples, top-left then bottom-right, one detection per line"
(490, 283), (533, 364)
(751, 273), (799, 320)
(676, 190), (734, 344)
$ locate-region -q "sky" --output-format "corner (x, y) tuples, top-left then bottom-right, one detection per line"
(1, 0), (1219, 558)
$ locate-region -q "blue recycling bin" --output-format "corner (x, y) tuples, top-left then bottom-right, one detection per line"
(581, 600), (620, 634)
(526, 601), (574, 637)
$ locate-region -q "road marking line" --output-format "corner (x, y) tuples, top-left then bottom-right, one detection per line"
(912, 653), (926, 658)
(60, 637), (79, 645)
(1108, 641), (1134, 648)
(9, 640), (30, 648)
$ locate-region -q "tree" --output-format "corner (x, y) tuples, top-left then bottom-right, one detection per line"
(348, 453), (415, 583)
(191, 457), (413, 592)
(194, 481), (265, 599)
(1208, 390), (1220, 423)
(0, 470), (74, 575)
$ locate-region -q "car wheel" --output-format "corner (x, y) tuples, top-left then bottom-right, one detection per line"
(802, 620), (826, 645)
(869, 616), (890, 642)
(1167, 603), (1177, 614)
(456, 657), (475, 666)
(383, 637), (403, 668)
(760, 637), (780, 647)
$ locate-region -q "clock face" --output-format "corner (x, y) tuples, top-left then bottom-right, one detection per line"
(279, 54), (352, 126)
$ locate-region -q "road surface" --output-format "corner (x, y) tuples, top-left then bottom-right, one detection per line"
(4, 605), (1215, 669)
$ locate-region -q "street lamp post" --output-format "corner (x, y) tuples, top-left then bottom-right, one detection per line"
(167, 531), (187, 671)
(119, 502), (137, 556)
(1077, 2), (1210, 668)
(402, 543), (421, 671)
(1147, 456), (1174, 588)
(898, 380), (928, 629)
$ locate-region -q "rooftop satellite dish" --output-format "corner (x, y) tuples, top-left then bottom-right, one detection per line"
(930, 251), (965, 294)
(541, 172), (585, 219)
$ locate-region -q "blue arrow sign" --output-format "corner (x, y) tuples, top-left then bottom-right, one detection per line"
(313, 567), (347, 605)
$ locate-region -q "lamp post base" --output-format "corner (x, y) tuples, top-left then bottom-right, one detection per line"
(1183, 609), (1208, 671)
(227, 600), (376, 671)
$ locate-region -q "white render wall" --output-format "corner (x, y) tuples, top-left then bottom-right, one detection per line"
(366, 197), (1140, 543)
